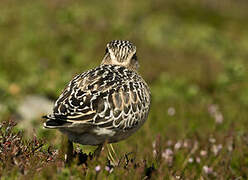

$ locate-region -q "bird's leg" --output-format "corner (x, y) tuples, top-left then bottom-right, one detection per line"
(93, 144), (103, 159)
(110, 144), (118, 160)
(107, 144), (118, 166)
(65, 139), (73, 165)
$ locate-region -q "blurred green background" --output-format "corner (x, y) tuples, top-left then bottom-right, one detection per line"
(0, 0), (248, 178)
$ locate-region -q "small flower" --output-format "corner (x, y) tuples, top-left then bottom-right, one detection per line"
(95, 165), (101, 172)
(214, 113), (223, 124)
(227, 144), (233, 152)
(209, 137), (216, 144)
(188, 157), (194, 163)
(203, 165), (213, 174)
(167, 140), (173, 146)
(168, 107), (176, 116)
(153, 149), (157, 157)
(162, 148), (174, 165)
(105, 166), (114, 173)
(183, 139), (189, 148)
(105, 166), (110, 171)
(174, 141), (182, 150)
(52, 150), (59, 156)
(208, 104), (218, 116)
(47, 156), (53, 161)
(200, 150), (207, 156)
(152, 141), (156, 149)
(175, 175), (181, 179)
(196, 157), (201, 163)
(162, 148), (173, 157)
(212, 144), (222, 156)
(208, 104), (224, 124)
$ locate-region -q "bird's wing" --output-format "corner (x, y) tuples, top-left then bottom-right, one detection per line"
(44, 65), (151, 130)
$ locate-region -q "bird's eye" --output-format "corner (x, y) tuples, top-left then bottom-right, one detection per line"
(132, 53), (137, 60)
(105, 48), (109, 54)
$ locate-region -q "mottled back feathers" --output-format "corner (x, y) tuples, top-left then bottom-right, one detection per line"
(44, 64), (150, 131)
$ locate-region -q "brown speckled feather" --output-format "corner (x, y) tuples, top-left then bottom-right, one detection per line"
(46, 64), (150, 131)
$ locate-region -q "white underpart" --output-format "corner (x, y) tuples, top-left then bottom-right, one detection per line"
(93, 127), (116, 136)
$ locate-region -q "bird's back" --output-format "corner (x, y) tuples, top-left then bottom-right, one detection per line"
(43, 64), (151, 144)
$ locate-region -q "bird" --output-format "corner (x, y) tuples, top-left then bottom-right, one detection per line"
(43, 40), (151, 163)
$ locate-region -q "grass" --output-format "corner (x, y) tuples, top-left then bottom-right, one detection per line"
(0, 0), (248, 179)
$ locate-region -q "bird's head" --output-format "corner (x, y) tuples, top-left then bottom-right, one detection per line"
(101, 40), (139, 71)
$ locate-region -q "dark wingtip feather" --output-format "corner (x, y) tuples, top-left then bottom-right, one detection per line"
(42, 115), (49, 119)
(47, 119), (72, 126)
(44, 119), (72, 128)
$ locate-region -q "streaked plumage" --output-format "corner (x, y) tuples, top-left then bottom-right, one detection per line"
(43, 40), (151, 148)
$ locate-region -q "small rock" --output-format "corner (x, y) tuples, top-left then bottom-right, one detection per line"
(16, 95), (53, 135)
